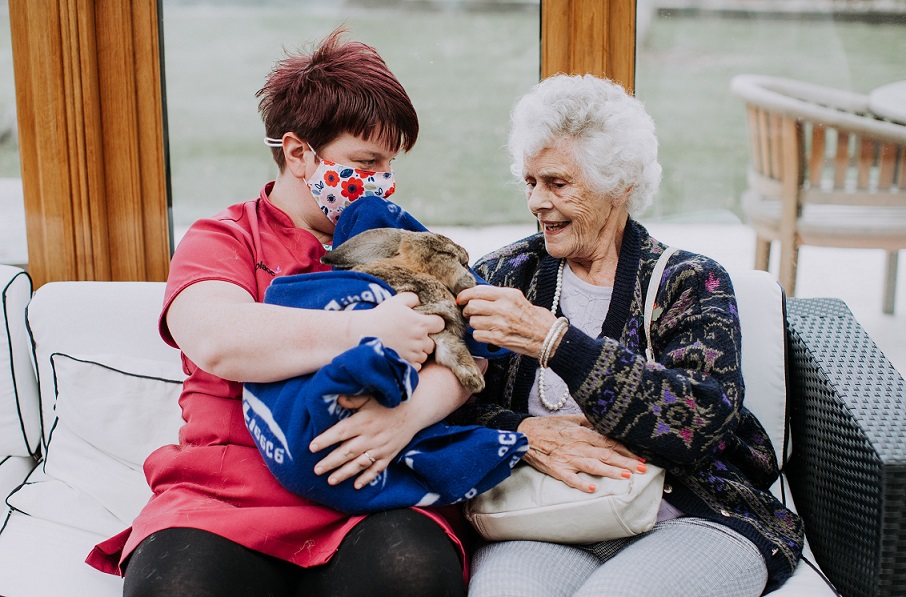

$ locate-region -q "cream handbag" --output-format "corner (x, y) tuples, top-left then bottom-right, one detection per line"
(463, 248), (677, 544)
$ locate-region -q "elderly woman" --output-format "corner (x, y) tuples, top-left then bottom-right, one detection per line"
(455, 75), (803, 596)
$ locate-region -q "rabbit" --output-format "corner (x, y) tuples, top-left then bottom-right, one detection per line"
(321, 227), (485, 394)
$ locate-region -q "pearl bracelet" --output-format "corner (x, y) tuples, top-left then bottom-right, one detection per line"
(539, 316), (569, 369)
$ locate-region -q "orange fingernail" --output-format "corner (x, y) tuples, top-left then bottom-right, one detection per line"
(637, 464), (648, 474)
(589, 484), (597, 492)
(621, 470), (632, 479)
(638, 457), (646, 463)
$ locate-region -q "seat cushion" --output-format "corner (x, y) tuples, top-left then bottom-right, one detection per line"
(743, 189), (906, 248)
(768, 475), (840, 596)
(0, 454), (37, 521)
(0, 265), (40, 458)
(0, 511), (124, 597)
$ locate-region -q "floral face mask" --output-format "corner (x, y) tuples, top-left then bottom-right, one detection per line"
(263, 137), (396, 225)
(306, 148), (396, 225)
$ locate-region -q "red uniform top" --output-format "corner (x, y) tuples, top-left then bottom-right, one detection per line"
(86, 183), (467, 576)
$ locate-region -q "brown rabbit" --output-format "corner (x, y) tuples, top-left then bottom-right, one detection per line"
(321, 228), (485, 394)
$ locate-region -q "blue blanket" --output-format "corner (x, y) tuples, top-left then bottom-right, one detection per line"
(243, 270), (528, 514)
(334, 195), (507, 360)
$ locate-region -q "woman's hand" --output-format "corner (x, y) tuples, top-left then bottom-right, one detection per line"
(309, 395), (418, 489)
(518, 415), (647, 493)
(457, 285), (557, 358)
(309, 362), (473, 489)
(360, 292), (444, 370)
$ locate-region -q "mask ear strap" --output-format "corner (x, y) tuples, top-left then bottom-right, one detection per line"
(263, 136), (283, 147)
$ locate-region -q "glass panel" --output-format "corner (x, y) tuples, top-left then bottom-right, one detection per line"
(634, 3), (906, 372)
(161, 0), (540, 243)
(0, 0), (26, 267)
(635, 4), (906, 223)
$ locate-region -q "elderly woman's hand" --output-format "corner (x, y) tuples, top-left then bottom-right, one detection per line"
(518, 415), (647, 493)
(458, 285), (558, 358)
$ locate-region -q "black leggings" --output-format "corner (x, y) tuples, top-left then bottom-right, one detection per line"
(122, 509), (466, 597)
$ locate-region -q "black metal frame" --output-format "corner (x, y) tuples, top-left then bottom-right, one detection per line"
(786, 298), (906, 597)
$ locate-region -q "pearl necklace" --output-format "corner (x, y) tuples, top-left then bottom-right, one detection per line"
(538, 260), (570, 411)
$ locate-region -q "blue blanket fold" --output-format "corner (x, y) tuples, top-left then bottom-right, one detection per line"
(243, 271), (528, 514)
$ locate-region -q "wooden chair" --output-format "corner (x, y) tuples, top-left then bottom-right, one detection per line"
(730, 74), (906, 314)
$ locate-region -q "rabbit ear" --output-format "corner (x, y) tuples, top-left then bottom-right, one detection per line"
(322, 228), (404, 269)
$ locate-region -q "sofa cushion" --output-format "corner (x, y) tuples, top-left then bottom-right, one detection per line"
(0, 455), (37, 523)
(727, 269), (788, 466)
(0, 512), (124, 596)
(0, 265), (40, 457)
(26, 281), (179, 448)
(8, 352), (184, 530)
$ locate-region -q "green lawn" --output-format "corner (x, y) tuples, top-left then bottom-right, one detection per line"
(156, 3), (540, 227)
(1, 3), (904, 228)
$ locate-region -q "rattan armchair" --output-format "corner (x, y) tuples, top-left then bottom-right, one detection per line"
(730, 74), (906, 314)
(785, 297), (906, 596)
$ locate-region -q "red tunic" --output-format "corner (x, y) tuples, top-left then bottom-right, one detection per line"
(86, 183), (468, 576)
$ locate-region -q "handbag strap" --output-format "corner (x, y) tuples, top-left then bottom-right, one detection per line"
(644, 247), (678, 363)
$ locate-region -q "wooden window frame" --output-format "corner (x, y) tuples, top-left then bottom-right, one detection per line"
(542, 0), (637, 93)
(9, 0), (170, 288)
(10, 0), (634, 286)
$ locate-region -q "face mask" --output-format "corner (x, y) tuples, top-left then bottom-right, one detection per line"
(263, 137), (396, 225)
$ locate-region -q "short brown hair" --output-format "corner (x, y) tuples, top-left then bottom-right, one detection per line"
(257, 28), (419, 170)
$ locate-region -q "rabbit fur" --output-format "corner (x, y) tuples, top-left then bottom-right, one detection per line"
(321, 227), (485, 394)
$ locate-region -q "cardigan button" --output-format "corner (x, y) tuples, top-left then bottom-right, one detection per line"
(720, 509), (731, 517)
(663, 483), (672, 494)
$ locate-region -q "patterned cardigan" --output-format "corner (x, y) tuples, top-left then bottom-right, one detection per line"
(451, 219), (804, 593)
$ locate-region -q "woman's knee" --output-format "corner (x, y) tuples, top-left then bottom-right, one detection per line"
(321, 510), (465, 597)
(575, 519), (767, 597)
(469, 541), (597, 597)
(123, 528), (292, 597)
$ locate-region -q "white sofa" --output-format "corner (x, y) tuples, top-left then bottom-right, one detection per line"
(0, 266), (184, 596)
(0, 262), (901, 596)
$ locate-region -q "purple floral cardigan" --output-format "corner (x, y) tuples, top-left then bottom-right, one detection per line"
(451, 218), (804, 592)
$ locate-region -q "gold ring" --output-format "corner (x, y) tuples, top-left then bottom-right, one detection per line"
(364, 452), (376, 464)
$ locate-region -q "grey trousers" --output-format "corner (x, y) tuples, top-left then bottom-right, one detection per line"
(468, 517), (768, 597)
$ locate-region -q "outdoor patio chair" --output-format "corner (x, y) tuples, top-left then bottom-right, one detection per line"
(730, 73), (906, 314)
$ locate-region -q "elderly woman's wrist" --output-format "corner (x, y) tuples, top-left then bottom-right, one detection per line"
(546, 326), (600, 381)
(492, 411), (533, 432)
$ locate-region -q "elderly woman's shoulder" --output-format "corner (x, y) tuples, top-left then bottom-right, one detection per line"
(473, 232), (546, 277)
(659, 247), (737, 298)
(669, 249), (728, 274)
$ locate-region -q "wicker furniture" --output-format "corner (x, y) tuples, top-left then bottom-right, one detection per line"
(730, 74), (906, 314)
(786, 297), (906, 596)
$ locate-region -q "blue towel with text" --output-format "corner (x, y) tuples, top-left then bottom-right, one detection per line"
(243, 271), (528, 514)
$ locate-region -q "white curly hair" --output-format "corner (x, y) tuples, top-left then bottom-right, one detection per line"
(507, 74), (662, 216)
